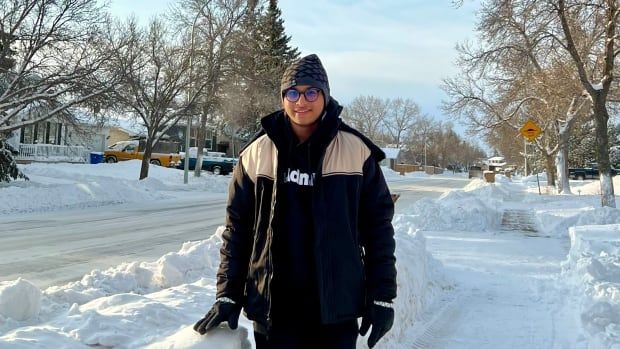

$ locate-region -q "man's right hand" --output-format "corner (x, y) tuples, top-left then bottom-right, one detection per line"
(193, 300), (242, 335)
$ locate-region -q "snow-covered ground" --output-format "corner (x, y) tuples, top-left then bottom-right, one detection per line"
(0, 161), (619, 348)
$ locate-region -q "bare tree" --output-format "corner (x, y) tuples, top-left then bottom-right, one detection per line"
(554, 0), (618, 206)
(172, 0), (248, 177)
(107, 17), (205, 180)
(407, 114), (440, 167)
(383, 98), (421, 148)
(342, 95), (389, 142)
(0, 0), (116, 181)
(443, 0), (603, 194)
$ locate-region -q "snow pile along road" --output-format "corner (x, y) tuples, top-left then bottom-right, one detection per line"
(0, 161), (230, 215)
(0, 219), (451, 348)
(562, 223), (620, 348)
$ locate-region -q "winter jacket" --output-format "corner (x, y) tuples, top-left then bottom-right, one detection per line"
(215, 98), (397, 331)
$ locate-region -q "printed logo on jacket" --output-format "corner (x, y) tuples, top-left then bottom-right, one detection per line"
(284, 168), (315, 186)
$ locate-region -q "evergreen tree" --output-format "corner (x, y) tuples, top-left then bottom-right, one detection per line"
(0, 30), (27, 182)
(569, 121), (619, 167)
(221, 0), (299, 140)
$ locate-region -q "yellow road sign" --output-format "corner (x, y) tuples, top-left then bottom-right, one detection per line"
(520, 120), (541, 141)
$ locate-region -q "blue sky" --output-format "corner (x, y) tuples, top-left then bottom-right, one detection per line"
(108, 0), (480, 129)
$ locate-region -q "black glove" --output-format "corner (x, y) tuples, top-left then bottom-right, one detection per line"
(359, 302), (395, 348)
(193, 300), (242, 335)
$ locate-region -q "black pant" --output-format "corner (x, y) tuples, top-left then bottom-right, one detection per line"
(254, 319), (358, 349)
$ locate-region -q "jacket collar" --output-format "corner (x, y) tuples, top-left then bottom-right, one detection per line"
(259, 98), (343, 152)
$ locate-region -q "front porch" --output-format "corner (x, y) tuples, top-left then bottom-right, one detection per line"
(16, 144), (89, 164)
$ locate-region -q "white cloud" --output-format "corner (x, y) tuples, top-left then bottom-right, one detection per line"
(279, 0), (480, 117)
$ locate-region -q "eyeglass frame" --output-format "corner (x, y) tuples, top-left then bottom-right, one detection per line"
(282, 87), (322, 103)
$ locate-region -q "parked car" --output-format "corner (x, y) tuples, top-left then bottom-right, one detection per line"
(468, 165), (484, 179)
(104, 140), (182, 168)
(568, 163), (618, 180)
(177, 152), (237, 175)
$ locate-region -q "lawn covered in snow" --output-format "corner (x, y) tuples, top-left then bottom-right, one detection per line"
(0, 162), (619, 348)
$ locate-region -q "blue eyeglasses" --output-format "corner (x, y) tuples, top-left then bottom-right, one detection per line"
(283, 87), (321, 102)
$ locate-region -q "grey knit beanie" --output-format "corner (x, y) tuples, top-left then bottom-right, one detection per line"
(280, 54), (330, 104)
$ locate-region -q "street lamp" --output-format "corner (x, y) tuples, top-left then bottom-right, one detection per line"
(184, 8), (203, 184)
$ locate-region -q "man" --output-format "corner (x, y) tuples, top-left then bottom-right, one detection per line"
(194, 54), (397, 349)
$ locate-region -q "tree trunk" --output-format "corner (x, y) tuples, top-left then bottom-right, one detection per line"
(544, 154), (556, 189)
(556, 117), (576, 194)
(555, 147), (571, 194)
(139, 139), (153, 180)
(592, 94), (616, 207)
(194, 112), (208, 177)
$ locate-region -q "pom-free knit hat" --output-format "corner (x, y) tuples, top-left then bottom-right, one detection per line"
(280, 54), (330, 104)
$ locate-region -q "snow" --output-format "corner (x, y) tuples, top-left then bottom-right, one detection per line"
(0, 161), (230, 215)
(1, 162), (620, 348)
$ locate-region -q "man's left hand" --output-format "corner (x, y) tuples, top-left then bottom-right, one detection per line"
(359, 302), (394, 348)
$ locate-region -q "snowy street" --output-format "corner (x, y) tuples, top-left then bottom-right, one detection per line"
(0, 172), (467, 289)
(0, 162), (619, 348)
(0, 193), (227, 288)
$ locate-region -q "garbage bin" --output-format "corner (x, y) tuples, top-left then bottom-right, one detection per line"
(89, 152), (104, 164)
(483, 170), (495, 183)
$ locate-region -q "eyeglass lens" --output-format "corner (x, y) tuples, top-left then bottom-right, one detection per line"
(285, 88), (320, 102)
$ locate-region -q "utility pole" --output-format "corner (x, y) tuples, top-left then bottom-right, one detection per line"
(524, 139), (528, 176)
(424, 140), (427, 168)
(184, 8), (203, 184)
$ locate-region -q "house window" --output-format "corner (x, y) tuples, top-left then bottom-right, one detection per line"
(20, 125), (34, 144)
(48, 122), (60, 144)
(35, 123), (46, 144)
(20, 122), (63, 144)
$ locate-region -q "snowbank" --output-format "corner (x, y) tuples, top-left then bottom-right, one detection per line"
(404, 178), (506, 231)
(562, 224), (620, 348)
(0, 161), (230, 215)
(0, 223), (450, 349)
(0, 279), (41, 321)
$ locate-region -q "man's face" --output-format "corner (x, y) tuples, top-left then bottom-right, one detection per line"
(282, 85), (325, 129)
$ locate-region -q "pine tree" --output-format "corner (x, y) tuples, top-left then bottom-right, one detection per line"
(0, 139), (28, 182)
(256, 0), (300, 92)
(0, 30), (27, 182)
(222, 0), (299, 139)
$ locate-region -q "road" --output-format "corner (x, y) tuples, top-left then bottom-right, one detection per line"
(0, 176), (470, 289)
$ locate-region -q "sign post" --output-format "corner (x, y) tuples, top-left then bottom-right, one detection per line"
(520, 120), (541, 176)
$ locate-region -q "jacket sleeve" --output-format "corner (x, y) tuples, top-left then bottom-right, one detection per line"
(359, 158), (397, 302)
(216, 157), (255, 304)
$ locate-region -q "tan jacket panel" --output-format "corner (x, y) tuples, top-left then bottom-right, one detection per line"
(240, 131), (371, 183)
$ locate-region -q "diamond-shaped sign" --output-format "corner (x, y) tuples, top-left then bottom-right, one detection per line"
(520, 120), (541, 141)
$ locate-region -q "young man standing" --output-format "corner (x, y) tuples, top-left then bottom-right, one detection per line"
(194, 54), (397, 349)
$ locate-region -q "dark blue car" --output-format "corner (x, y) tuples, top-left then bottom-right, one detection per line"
(177, 155), (236, 175)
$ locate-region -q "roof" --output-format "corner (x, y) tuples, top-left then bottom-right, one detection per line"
(381, 147), (400, 159)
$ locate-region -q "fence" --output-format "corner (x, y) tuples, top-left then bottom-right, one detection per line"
(16, 144), (89, 163)
(394, 164), (444, 175)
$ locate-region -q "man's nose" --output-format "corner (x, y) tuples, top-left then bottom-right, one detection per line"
(296, 94), (308, 104)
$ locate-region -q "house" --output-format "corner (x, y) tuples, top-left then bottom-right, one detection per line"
(165, 122), (245, 157)
(485, 156), (507, 172)
(107, 126), (135, 147)
(380, 147), (401, 169)
(11, 117), (134, 163)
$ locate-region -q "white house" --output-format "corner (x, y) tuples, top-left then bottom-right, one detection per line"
(11, 118), (133, 163)
(485, 156), (507, 171)
(380, 147), (401, 169)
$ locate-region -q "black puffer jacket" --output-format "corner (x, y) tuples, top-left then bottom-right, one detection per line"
(216, 99), (396, 331)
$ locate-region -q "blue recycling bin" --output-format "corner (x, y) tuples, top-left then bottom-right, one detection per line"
(90, 152), (104, 164)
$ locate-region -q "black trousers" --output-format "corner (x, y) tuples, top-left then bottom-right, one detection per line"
(254, 319), (359, 349)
